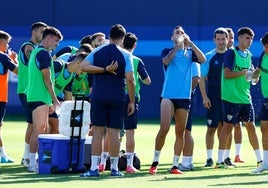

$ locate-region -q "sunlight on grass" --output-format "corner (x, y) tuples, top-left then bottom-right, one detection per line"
(0, 120), (267, 188)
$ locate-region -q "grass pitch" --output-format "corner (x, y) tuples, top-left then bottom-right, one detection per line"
(0, 118), (268, 188)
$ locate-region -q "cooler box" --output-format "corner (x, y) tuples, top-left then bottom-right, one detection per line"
(38, 134), (85, 174)
(84, 136), (92, 167)
(58, 100), (91, 137)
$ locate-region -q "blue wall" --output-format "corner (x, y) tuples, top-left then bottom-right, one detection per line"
(1, 0), (268, 119)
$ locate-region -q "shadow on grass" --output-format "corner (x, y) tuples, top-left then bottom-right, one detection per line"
(1, 162), (267, 185)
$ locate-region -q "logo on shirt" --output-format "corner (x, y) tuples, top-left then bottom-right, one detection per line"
(227, 114), (233, 121)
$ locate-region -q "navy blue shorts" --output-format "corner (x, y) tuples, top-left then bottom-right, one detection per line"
(90, 99), (124, 129)
(18, 93), (32, 123)
(260, 98), (268, 121)
(0, 102), (7, 125)
(206, 99), (223, 128)
(27, 101), (46, 123)
(123, 95), (138, 130)
(160, 98), (191, 111)
(48, 96), (64, 118)
(222, 100), (255, 124)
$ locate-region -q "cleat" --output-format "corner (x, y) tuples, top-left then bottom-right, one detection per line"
(234, 155), (245, 163)
(170, 166), (183, 174)
(110, 169), (124, 177)
(149, 161), (158, 175)
(126, 166), (139, 173)
(1, 157), (14, 163)
(99, 164), (106, 172)
(224, 157), (236, 167)
(27, 164), (38, 173)
(189, 164), (195, 171)
(80, 169), (99, 177)
(214, 162), (227, 169)
(178, 163), (190, 171)
(21, 158), (30, 168)
(252, 162), (268, 173)
(204, 158), (213, 167)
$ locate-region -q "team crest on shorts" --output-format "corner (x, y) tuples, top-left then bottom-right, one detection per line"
(207, 119), (212, 125)
(227, 114), (233, 121)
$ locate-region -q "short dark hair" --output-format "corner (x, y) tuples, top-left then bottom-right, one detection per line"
(261, 32), (268, 45)
(123, 32), (138, 49)
(237, 27), (254, 37)
(31, 22), (47, 31)
(0, 30), (11, 41)
(214, 27), (228, 38)
(42, 26), (63, 40)
(78, 43), (93, 53)
(109, 24), (126, 40)
(79, 34), (91, 45)
(225, 27), (234, 35)
(76, 52), (88, 61)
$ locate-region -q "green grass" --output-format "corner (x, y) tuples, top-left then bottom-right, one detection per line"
(0, 119), (268, 188)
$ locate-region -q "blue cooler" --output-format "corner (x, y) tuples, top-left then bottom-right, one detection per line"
(38, 134), (85, 174)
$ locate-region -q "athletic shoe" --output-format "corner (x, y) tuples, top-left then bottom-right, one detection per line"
(110, 169), (124, 177)
(189, 164), (195, 171)
(99, 164), (106, 172)
(0, 157), (14, 163)
(234, 155), (245, 163)
(257, 160), (263, 167)
(224, 157), (236, 167)
(126, 166), (139, 173)
(80, 169), (99, 177)
(21, 158), (30, 168)
(170, 166), (183, 174)
(27, 164), (38, 173)
(178, 163), (190, 171)
(252, 162), (268, 173)
(214, 162), (227, 169)
(149, 161), (158, 175)
(204, 158), (213, 167)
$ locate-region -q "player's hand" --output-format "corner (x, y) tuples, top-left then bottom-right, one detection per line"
(127, 102), (135, 116)
(203, 97), (211, 109)
(105, 60), (118, 75)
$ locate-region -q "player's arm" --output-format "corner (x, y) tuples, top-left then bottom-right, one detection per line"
(24, 44), (34, 60)
(81, 59), (118, 74)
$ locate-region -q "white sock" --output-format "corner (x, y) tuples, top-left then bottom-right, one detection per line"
(110, 157), (119, 171)
(207, 149), (213, 159)
(0, 147), (7, 158)
(29, 153), (36, 167)
(153, 150), (161, 162)
(23, 143), (30, 159)
(217, 150), (224, 163)
(254, 149), (262, 162)
(263, 150), (268, 166)
(189, 156), (193, 165)
(90, 155), (100, 171)
(224, 150), (230, 159)
(181, 156), (190, 167)
(100, 152), (109, 165)
(235, 144), (241, 156)
(126, 152), (134, 167)
(172, 155), (180, 167)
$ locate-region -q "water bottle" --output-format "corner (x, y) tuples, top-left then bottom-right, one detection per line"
(245, 69), (253, 82)
(251, 78), (257, 85)
(177, 36), (184, 44)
